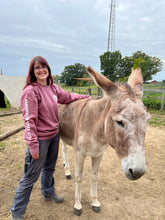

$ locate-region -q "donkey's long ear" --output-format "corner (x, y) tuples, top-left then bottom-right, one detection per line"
(86, 66), (119, 97)
(128, 67), (143, 99)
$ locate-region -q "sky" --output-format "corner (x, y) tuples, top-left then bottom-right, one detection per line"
(0, 0), (165, 81)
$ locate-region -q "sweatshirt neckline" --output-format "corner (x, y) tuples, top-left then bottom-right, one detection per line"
(33, 82), (50, 87)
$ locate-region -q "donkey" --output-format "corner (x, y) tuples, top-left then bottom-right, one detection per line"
(61, 139), (72, 179)
(58, 66), (150, 216)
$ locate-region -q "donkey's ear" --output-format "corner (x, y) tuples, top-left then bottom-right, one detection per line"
(86, 66), (119, 97)
(128, 67), (143, 98)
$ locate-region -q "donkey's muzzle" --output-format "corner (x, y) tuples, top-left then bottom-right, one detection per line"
(121, 152), (146, 181)
(126, 167), (146, 180)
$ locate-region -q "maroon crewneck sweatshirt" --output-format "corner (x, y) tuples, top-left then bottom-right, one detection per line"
(21, 82), (90, 155)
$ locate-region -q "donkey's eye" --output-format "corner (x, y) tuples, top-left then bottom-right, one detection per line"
(116, 121), (124, 128)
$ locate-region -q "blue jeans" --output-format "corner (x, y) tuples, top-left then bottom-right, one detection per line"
(11, 133), (60, 218)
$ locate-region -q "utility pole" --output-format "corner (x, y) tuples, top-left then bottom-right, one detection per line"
(107, 0), (117, 52)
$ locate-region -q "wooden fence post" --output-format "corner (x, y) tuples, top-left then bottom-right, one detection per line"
(87, 87), (91, 95)
(97, 87), (102, 97)
(160, 88), (165, 111)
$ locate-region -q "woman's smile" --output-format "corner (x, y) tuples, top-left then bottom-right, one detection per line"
(34, 61), (49, 85)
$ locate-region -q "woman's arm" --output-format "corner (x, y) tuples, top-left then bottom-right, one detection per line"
(21, 87), (39, 158)
(54, 84), (90, 104)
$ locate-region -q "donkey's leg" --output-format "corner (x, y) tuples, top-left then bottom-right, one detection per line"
(90, 154), (103, 213)
(74, 153), (85, 216)
(61, 140), (71, 179)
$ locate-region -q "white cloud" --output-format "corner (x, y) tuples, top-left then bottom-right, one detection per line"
(0, 0), (165, 80)
(0, 35), (67, 52)
(139, 16), (151, 23)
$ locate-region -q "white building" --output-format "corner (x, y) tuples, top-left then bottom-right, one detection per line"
(0, 75), (26, 109)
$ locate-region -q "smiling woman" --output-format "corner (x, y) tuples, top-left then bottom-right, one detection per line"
(33, 62), (49, 85)
(23, 56), (53, 89)
(10, 56), (90, 220)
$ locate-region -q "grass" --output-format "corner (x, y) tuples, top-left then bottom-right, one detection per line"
(0, 142), (8, 152)
(60, 83), (97, 92)
(148, 109), (165, 115)
(0, 96), (11, 111)
(144, 92), (162, 98)
(11, 141), (21, 145)
(148, 110), (165, 127)
(144, 82), (165, 89)
(61, 83), (102, 96)
(60, 84), (73, 92)
(149, 120), (164, 126)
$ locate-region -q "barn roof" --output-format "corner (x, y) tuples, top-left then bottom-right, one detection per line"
(0, 75), (26, 109)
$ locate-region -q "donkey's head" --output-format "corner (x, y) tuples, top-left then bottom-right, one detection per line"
(86, 66), (150, 180)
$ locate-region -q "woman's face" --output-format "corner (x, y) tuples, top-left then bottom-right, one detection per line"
(34, 60), (49, 85)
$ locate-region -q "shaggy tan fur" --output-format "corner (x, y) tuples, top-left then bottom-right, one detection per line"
(58, 67), (150, 215)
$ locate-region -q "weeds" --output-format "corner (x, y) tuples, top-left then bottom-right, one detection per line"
(0, 142), (8, 152)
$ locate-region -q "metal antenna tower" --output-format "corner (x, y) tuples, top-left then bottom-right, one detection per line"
(107, 0), (117, 52)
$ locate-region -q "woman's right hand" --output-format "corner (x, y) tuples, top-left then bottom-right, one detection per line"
(31, 154), (39, 160)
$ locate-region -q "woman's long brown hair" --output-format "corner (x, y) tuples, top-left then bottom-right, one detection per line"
(23, 56), (54, 89)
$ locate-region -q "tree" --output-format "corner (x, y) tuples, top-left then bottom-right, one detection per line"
(53, 75), (60, 84)
(60, 63), (87, 86)
(120, 56), (134, 81)
(131, 51), (163, 82)
(100, 51), (122, 81)
(120, 51), (163, 82)
(100, 50), (163, 83)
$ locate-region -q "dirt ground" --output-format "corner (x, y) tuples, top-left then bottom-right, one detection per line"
(0, 113), (165, 220)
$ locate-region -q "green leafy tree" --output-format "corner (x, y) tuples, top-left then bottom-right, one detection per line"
(102, 50), (163, 82)
(60, 63), (87, 86)
(76, 74), (90, 87)
(100, 51), (122, 81)
(53, 75), (60, 84)
(131, 51), (163, 82)
(120, 56), (134, 81)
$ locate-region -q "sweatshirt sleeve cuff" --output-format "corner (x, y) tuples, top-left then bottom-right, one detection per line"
(29, 144), (39, 155)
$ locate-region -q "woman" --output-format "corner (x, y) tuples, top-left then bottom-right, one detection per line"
(11, 56), (90, 220)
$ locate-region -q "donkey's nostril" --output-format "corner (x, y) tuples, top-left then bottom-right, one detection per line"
(127, 168), (145, 180)
(129, 168), (133, 175)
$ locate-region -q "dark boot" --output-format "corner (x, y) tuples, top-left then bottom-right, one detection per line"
(11, 214), (24, 220)
(43, 192), (64, 203)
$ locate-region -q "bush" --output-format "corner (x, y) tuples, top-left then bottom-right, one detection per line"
(143, 98), (161, 110)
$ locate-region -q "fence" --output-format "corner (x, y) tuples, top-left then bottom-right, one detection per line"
(71, 87), (102, 96)
(143, 83), (165, 111)
(72, 83), (165, 111)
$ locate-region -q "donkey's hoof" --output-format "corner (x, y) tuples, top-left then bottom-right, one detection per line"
(74, 208), (82, 216)
(92, 206), (101, 213)
(66, 175), (72, 180)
